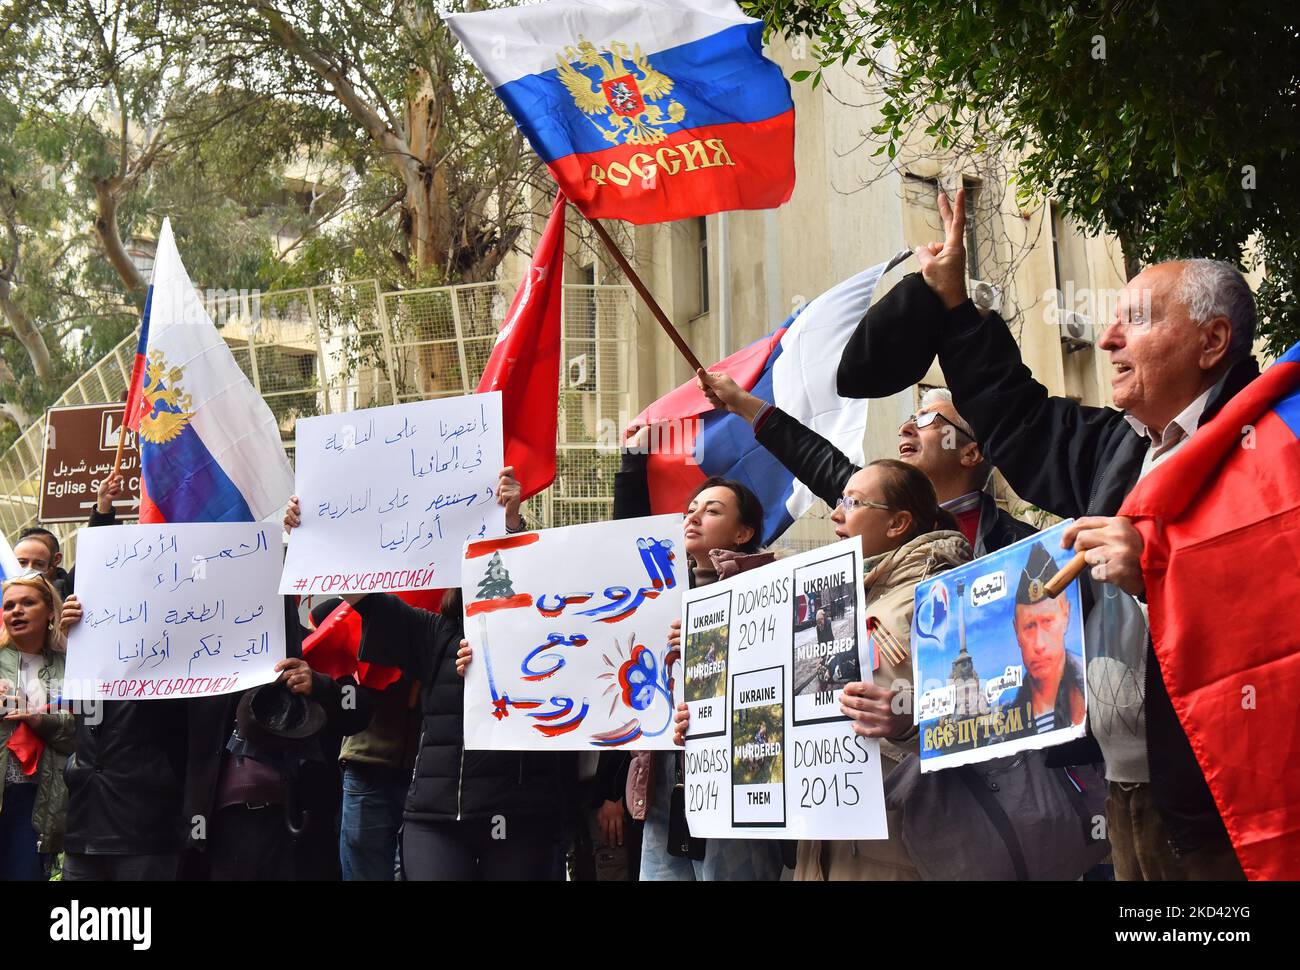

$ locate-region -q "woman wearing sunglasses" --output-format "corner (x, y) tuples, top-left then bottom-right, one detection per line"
(0, 572), (81, 880)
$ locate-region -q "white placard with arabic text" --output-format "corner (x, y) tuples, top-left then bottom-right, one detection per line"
(280, 394), (505, 595)
(64, 522), (286, 700)
(463, 515), (684, 751)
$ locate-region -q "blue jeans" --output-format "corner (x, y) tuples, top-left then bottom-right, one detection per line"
(639, 751), (783, 882)
(0, 781), (44, 881)
(340, 762), (408, 881)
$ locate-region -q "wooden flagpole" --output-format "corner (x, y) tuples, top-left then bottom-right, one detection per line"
(1044, 551), (1088, 598)
(581, 213), (705, 373)
(109, 421), (128, 480)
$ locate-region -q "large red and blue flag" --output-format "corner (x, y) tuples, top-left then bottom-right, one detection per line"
(445, 0), (795, 222)
(1119, 341), (1300, 880)
(122, 219), (293, 524)
(631, 260), (889, 544)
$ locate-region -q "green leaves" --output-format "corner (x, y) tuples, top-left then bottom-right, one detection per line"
(747, 0), (1300, 351)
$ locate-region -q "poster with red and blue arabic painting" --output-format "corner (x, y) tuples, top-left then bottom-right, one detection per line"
(462, 514), (684, 750)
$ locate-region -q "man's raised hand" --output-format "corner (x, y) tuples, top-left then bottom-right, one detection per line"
(914, 186), (969, 310)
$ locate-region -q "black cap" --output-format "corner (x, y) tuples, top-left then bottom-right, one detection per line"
(836, 273), (949, 399)
(235, 682), (326, 750)
(1016, 542), (1058, 605)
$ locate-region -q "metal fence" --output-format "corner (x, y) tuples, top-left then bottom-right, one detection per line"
(0, 279), (636, 560)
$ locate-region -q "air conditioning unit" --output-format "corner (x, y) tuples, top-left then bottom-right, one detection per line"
(1060, 310), (1093, 353)
(567, 353), (590, 389)
(969, 279), (1002, 315)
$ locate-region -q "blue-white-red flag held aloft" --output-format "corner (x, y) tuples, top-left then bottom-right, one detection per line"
(445, 0), (795, 223)
(632, 260), (889, 545)
(122, 219), (293, 524)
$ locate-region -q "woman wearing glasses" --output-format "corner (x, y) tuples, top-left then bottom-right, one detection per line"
(800, 459), (973, 879)
(0, 572), (81, 880)
(673, 457), (971, 880)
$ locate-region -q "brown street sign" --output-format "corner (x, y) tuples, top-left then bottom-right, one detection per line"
(40, 403), (142, 523)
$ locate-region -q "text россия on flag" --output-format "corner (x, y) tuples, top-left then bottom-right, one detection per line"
(444, 0), (795, 223)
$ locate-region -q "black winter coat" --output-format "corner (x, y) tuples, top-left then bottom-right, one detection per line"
(752, 405), (1036, 557)
(843, 273), (1260, 852)
(62, 504), (190, 855)
(63, 698), (190, 855)
(355, 593), (575, 823)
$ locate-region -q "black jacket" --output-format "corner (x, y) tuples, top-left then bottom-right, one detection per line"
(753, 405), (1036, 557)
(847, 273), (1260, 851)
(594, 452), (660, 805)
(49, 566), (71, 600)
(63, 698), (190, 855)
(62, 504), (191, 855)
(355, 593), (574, 823)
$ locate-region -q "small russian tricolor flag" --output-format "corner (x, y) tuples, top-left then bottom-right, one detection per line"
(631, 259), (890, 545)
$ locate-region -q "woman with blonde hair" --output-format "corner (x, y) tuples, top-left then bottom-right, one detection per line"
(0, 572), (81, 880)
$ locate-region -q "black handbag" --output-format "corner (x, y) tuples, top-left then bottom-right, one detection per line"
(885, 750), (1110, 880)
(667, 753), (707, 861)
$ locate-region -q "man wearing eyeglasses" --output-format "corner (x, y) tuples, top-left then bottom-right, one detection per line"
(833, 187), (1256, 881)
(696, 375), (1035, 558)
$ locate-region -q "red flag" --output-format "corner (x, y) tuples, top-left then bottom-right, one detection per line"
(1119, 344), (1300, 880)
(4, 721), (44, 775)
(302, 590), (446, 691)
(477, 191), (567, 500)
(122, 286), (154, 434)
(627, 327), (787, 517)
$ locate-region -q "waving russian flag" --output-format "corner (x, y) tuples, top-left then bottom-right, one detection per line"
(445, 0), (794, 223)
(632, 260), (890, 544)
(1120, 341), (1300, 880)
(123, 220), (293, 524)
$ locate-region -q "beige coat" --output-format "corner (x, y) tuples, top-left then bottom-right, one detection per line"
(796, 530), (971, 881)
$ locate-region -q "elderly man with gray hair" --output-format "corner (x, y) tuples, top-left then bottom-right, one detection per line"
(837, 187), (1259, 880)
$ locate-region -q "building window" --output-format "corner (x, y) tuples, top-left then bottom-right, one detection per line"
(962, 179), (981, 280)
(567, 263), (597, 392)
(697, 216), (709, 316)
(127, 243), (155, 279)
(1050, 202), (1066, 311)
(1050, 201), (1092, 320)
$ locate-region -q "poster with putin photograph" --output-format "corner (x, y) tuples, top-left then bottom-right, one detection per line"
(910, 521), (1087, 773)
